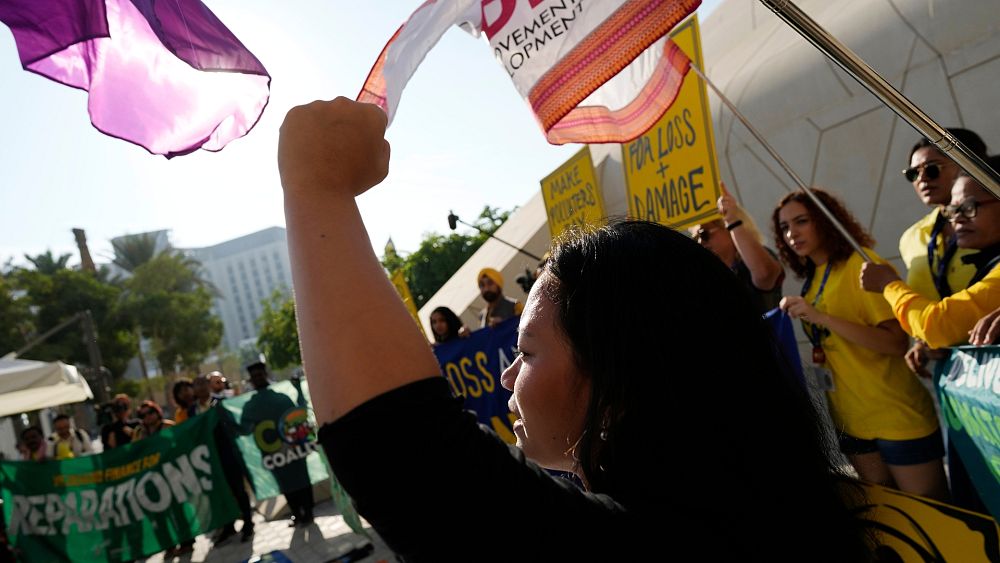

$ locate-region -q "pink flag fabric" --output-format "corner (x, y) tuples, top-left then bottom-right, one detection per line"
(1, 0), (270, 157)
(359, 0), (699, 145)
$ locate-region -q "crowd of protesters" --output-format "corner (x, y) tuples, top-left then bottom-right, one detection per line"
(11, 367), (275, 556)
(427, 127), (1000, 515)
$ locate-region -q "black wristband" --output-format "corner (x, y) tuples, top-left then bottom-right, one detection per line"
(726, 220), (744, 231)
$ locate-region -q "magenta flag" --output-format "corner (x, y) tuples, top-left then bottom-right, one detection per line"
(1, 0), (270, 157)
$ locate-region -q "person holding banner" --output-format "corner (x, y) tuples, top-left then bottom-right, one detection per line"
(895, 129), (988, 376)
(970, 306), (1000, 345)
(476, 268), (523, 328)
(47, 414), (92, 460)
(690, 183), (784, 315)
(132, 400), (175, 441)
(242, 361), (315, 527)
(860, 157), (1000, 349)
(429, 306), (466, 345)
(277, 97), (873, 561)
(18, 427), (46, 461)
(774, 188), (948, 502)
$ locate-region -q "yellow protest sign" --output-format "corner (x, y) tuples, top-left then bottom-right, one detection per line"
(540, 146), (605, 237)
(390, 269), (426, 338)
(857, 482), (1000, 562)
(621, 14), (722, 230)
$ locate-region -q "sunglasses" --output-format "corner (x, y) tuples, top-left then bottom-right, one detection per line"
(902, 162), (943, 182)
(942, 197), (1000, 221)
(695, 228), (717, 245)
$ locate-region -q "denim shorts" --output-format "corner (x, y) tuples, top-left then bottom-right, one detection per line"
(838, 428), (945, 465)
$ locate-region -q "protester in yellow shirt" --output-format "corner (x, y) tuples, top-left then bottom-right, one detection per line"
(774, 188), (947, 501)
(896, 129), (987, 373)
(861, 158), (1000, 350)
(898, 129), (986, 300)
(47, 414), (92, 460)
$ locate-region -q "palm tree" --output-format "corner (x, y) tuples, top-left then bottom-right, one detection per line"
(111, 232), (163, 273)
(24, 251), (71, 274)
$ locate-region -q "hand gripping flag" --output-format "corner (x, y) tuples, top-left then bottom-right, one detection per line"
(359, 0), (699, 144)
(0, 0), (270, 157)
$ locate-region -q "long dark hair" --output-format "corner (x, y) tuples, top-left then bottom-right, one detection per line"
(771, 188), (875, 278)
(544, 220), (871, 559)
(429, 306), (463, 343)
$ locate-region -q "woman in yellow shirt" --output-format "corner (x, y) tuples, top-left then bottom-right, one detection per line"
(861, 159), (1000, 349)
(896, 129), (987, 372)
(774, 188), (947, 501)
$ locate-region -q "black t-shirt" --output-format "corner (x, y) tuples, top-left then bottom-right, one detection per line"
(731, 252), (784, 315)
(317, 378), (868, 562)
(101, 419), (139, 449)
(318, 378), (642, 562)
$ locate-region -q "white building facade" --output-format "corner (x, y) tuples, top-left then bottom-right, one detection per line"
(189, 227), (294, 351)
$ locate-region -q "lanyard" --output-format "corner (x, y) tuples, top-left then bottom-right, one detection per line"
(928, 211), (957, 299)
(799, 262), (833, 349)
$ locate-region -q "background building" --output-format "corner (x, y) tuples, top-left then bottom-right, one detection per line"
(189, 227), (294, 351)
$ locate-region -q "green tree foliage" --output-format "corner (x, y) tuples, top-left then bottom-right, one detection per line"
(24, 251), (72, 275)
(122, 253), (222, 376)
(256, 290), (300, 370)
(383, 206), (512, 308)
(0, 274), (34, 356)
(12, 268), (137, 377)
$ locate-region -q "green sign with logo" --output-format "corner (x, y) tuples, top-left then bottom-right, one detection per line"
(0, 408), (238, 562)
(222, 379), (328, 499)
(938, 345), (1000, 519)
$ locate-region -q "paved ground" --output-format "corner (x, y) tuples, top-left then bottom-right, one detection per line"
(139, 499), (396, 563)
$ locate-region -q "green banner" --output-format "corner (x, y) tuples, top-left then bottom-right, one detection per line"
(221, 379), (328, 500)
(0, 407), (238, 562)
(938, 345), (1000, 519)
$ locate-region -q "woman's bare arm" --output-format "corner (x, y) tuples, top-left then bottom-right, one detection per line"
(279, 98), (441, 424)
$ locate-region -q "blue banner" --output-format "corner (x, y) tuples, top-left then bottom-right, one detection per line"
(433, 317), (518, 443)
(764, 308), (805, 387)
(938, 346), (1000, 519)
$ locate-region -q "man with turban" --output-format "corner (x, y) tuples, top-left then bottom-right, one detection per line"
(477, 268), (524, 328)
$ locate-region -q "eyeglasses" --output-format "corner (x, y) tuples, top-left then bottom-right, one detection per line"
(695, 228), (718, 245)
(902, 162), (943, 182)
(942, 197), (1000, 221)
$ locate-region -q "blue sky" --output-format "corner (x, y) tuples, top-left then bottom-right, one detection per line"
(0, 0), (721, 267)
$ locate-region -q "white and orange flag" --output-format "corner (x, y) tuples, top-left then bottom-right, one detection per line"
(359, 0), (700, 144)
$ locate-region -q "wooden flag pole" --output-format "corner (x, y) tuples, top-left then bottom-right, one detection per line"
(757, 0), (1000, 199)
(689, 63), (874, 262)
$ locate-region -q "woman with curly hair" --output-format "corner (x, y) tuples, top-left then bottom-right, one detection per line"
(774, 188), (947, 501)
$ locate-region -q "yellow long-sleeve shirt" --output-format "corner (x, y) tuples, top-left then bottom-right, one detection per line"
(882, 265), (1000, 349)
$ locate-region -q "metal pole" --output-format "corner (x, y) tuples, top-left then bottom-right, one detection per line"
(80, 310), (109, 404)
(690, 64), (873, 262)
(757, 0), (1000, 199)
(448, 213), (543, 261)
(14, 312), (84, 358)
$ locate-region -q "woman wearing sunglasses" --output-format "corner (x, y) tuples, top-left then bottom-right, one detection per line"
(131, 400), (175, 441)
(861, 155), (1000, 350)
(774, 188), (947, 502)
(897, 130), (987, 374)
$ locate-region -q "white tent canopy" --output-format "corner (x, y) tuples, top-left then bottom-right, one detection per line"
(0, 358), (94, 417)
